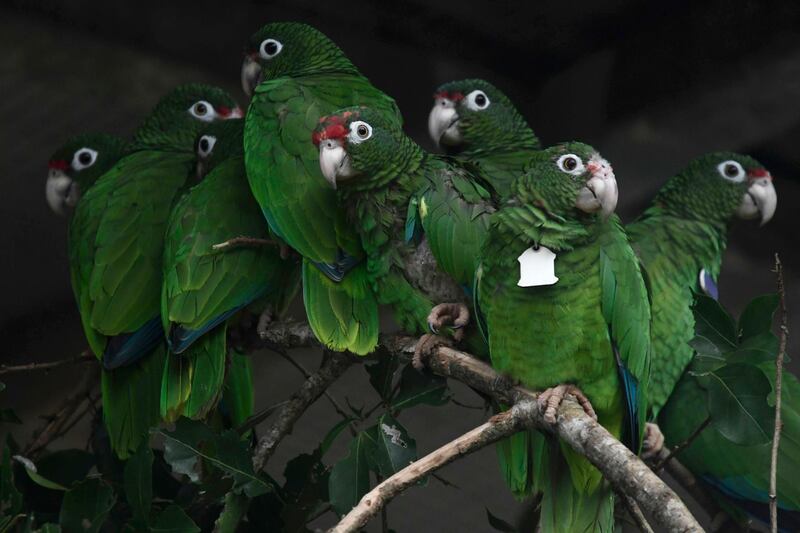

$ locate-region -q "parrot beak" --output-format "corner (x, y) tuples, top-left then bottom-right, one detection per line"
(575, 154), (618, 218)
(241, 54), (262, 98)
(428, 96), (462, 147)
(46, 165), (78, 216)
(318, 138), (355, 190)
(737, 169), (777, 226)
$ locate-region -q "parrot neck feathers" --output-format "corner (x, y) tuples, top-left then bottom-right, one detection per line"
(490, 202), (593, 254)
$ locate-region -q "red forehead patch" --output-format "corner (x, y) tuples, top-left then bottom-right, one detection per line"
(434, 90), (464, 102)
(747, 168), (771, 179)
(48, 159), (69, 171)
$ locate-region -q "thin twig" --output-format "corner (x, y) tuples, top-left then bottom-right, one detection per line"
(770, 253), (788, 533)
(653, 416), (712, 472)
(23, 365), (100, 457)
(655, 446), (724, 523)
(211, 236), (277, 252)
(0, 351), (94, 375)
(252, 350), (355, 472)
(617, 490), (655, 533)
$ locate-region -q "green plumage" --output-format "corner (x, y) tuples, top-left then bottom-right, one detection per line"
(476, 144), (650, 532)
(161, 119), (300, 422)
(68, 84), (240, 457)
(243, 22), (401, 354)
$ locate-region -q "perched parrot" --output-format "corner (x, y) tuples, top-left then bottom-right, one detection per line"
(242, 22), (402, 355)
(475, 144), (650, 532)
(46, 133), (128, 217)
(428, 79), (540, 197)
(627, 154), (778, 417)
(627, 154), (789, 526)
(312, 106), (496, 348)
(161, 118), (300, 426)
(70, 83), (241, 457)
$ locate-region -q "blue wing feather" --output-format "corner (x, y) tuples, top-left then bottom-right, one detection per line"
(103, 316), (163, 370)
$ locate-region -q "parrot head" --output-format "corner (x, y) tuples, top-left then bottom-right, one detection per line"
(132, 83), (242, 151)
(312, 106), (405, 190)
(242, 22), (356, 97)
(429, 79), (538, 152)
(655, 153), (777, 226)
(192, 118), (245, 180)
(512, 142), (618, 220)
(45, 133), (127, 216)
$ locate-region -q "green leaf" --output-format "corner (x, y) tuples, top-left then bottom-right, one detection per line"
(0, 382), (5, 392)
(726, 332), (780, 365)
(36, 524), (61, 532)
(215, 430), (271, 497)
(692, 294), (737, 353)
(35, 450), (95, 489)
(365, 414), (417, 478)
(13, 455), (67, 491)
(328, 433), (373, 516)
(365, 353), (400, 401)
(150, 505), (199, 533)
(123, 443), (153, 524)
(281, 453), (330, 532)
(391, 364), (450, 411)
(486, 508), (517, 532)
(738, 293), (779, 340)
(160, 418), (215, 483)
(213, 493), (249, 533)
(700, 363), (775, 445)
(318, 418), (354, 457)
(0, 444), (22, 518)
(58, 478), (116, 533)
(0, 409), (21, 424)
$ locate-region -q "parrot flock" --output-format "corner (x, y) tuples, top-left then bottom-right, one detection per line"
(44, 21), (789, 532)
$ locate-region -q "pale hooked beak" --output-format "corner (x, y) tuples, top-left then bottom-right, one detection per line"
(241, 54), (262, 98)
(46, 169), (78, 216)
(737, 171), (777, 226)
(428, 98), (462, 147)
(575, 154), (618, 218)
(318, 138), (355, 189)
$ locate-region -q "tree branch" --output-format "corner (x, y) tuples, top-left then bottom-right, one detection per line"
(617, 491), (655, 533)
(771, 253), (789, 533)
(252, 350), (355, 472)
(0, 351), (94, 375)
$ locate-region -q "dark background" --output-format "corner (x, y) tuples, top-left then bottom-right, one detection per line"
(1, 1), (799, 531)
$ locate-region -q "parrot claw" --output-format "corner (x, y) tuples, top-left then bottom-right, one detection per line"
(426, 303), (470, 341)
(642, 422), (665, 460)
(256, 307), (276, 340)
(537, 384), (597, 425)
(413, 333), (453, 371)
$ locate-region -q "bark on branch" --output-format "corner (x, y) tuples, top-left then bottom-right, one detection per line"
(771, 253), (789, 533)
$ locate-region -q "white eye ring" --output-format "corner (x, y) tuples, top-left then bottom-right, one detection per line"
(556, 154), (585, 175)
(188, 100), (218, 122)
(259, 38), (283, 60)
(197, 135), (217, 158)
(348, 121), (373, 144)
(465, 90), (490, 111)
(717, 160), (746, 183)
(71, 148), (98, 171)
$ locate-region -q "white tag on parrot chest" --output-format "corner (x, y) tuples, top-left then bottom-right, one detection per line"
(517, 246), (559, 287)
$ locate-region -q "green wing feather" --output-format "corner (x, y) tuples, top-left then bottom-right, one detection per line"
(222, 352), (254, 430)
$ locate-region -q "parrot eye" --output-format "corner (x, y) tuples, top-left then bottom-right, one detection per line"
(188, 100), (218, 122)
(196, 135), (217, 159)
(465, 90), (490, 111)
(259, 39), (283, 60)
(556, 154), (585, 176)
(71, 148), (98, 171)
(348, 120), (373, 144)
(717, 160), (745, 183)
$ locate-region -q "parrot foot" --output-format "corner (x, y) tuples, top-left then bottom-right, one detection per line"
(642, 422), (665, 460)
(537, 384), (597, 425)
(427, 302), (470, 341)
(412, 333), (453, 371)
(256, 307), (276, 339)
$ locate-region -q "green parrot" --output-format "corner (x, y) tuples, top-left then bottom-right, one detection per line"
(428, 79), (540, 197)
(627, 155), (788, 526)
(475, 144), (650, 532)
(70, 83), (241, 457)
(312, 106), (496, 347)
(46, 133), (128, 217)
(161, 118), (300, 426)
(627, 154), (778, 417)
(242, 22), (402, 355)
